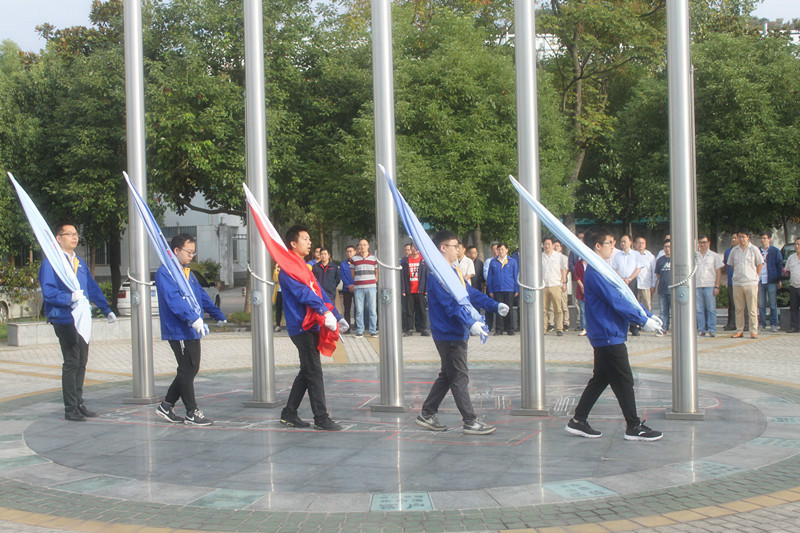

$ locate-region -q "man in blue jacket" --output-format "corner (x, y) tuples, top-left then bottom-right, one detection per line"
(39, 223), (116, 422)
(415, 230), (508, 435)
(565, 227), (663, 442)
(487, 243), (519, 335)
(339, 245), (356, 332)
(155, 233), (226, 426)
(757, 232), (783, 332)
(279, 225), (349, 431)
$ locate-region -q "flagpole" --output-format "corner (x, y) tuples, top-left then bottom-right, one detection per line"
(371, 0), (405, 412)
(242, 0), (279, 408)
(512, 0), (549, 416)
(122, 0), (157, 404)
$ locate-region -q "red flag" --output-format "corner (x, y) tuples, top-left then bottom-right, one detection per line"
(243, 184), (339, 356)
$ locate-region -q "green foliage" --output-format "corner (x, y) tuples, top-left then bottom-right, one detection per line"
(228, 311), (251, 326)
(98, 281), (114, 304)
(0, 261), (42, 319)
(192, 259), (221, 282)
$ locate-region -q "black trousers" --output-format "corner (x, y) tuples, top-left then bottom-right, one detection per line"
(165, 339), (202, 414)
(574, 343), (641, 430)
(421, 339), (476, 424)
(726, 289), (736, 328)
(53, 323), (89, 410)
(341, 290), (353, 326)
(275, 292), (283, 327)
(405, 292), (428, 332)
(494, 291), (515, 333)
(790, 286), (800, 330)
(284, 330), (330, 423)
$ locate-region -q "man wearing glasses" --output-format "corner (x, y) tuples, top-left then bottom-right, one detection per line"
(39, 223), (116, 421)
(155, 233), (227, 426)
(695, 235), (724, 337)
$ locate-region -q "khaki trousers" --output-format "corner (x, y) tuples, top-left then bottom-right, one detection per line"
(733, 284), (758, 335)
(543, 285), (564, 332)
(638, 288), (652, 312)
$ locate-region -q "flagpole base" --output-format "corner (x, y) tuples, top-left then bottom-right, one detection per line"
(243, 400), (283, 409)
(511, 408), (550, 417)
(122, 396), (160, 405)
(371, 405), (406, 413)
(665, 410), (705, 421)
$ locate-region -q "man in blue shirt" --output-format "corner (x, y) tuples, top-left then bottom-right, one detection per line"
(338, 245), (356, 332)
(565, 227), (663, 442)
(487, 243), (519, 335)
(757, 232), (783, 332)
(39, 223), (116, 422)
(415, 230), (508, 435)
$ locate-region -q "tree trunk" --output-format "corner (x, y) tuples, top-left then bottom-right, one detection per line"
(109, 235), (122, 312)
(564, 24), (584, 233)
(473, 225), (485, 260)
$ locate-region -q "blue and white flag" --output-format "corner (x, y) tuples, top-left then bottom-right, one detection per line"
(123, 172), (205, 332)
(7, 172), (93, 342)
(509, 175), (648, 323)
(379, 164), (488, 342)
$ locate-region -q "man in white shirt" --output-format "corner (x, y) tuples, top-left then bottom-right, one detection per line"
(455, 242), (475, 286)
(785, 238), (800, 333)
(553, 241), (571, 330)
(634, 237), (656, 312)
(612, 235), (643, 335)
(542, 237), (568, 336)
(728, 230), (763, 339)
(695, 235), (724, 337)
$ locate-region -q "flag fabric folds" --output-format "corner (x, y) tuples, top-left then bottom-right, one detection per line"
(509, 175), (648, 323)
(123, 172), (206, 334)
(7, 172), (93, 342)
(242, 183), (339, 356)
(379, 164), (488, 343)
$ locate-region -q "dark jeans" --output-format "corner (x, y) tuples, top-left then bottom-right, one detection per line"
(421, 339), (476, 424)
(494, 291), (515, 333)
(165, 339), (202, 414)
(284, 330), (330, 423)
(574, 343), (641, 430)
(275, 292), (283, 327)
(405, 292), (428, 332)
(53, 323), (89, 410)
(790, 286), (800, 330)
(341, 290), (353, 326)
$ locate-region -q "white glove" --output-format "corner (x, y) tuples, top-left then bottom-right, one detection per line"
(217, 319), (227, 327)
(469, 322), (484, 336)
(106, 312), (117, 324)
(324, 312), (337, 331)
(497, 303), (510, 317)
(191, 318), (207, 337)
(650, 315), (663, 329)
(71, 290), (85, 303)
(338, 318), (349, 333)
(642, 317), (662, 333)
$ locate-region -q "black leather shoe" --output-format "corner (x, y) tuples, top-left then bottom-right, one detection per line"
(78, 404), (98, 418)
(64, 408), (86, 422)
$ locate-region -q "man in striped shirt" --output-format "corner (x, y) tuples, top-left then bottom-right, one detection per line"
(350, 238), (378, 338)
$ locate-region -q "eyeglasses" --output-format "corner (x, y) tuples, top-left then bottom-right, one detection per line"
(180, 249), (198, 257)
(443, 244), (458, 249)
(600, 241), (613, 246)
(58, 232), (79, 238)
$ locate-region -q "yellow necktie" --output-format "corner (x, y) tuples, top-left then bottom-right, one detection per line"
(183, 267), (191, 280)
(72, 257), (79, 274)
(456, 267), (466, 288)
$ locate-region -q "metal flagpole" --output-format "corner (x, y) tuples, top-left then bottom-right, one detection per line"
(242, 0), (279, 408)
(512, 0), (549, 416)
(666, 0), (703, 420)
(122, 0), (156, 404)
(370, 0), (404, 412)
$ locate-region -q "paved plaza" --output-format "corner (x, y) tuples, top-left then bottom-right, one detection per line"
(1, 324), (800, 532)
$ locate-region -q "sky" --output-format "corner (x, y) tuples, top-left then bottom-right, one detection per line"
(1, 0), (799, 53)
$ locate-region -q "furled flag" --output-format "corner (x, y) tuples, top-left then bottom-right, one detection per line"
(509, 175), (648, 324)
(379, 164), (488, 343)
(7, 172), (92, 342)
(123, 171), (207, 334)
(242, 183), (339, 356)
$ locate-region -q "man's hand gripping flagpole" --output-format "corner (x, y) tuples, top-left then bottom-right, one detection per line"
(508, 175), (662, 334)
(8, 172), (93, 343)
(379, 164), (489, 343)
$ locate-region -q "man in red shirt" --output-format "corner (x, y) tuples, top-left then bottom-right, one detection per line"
(400, 243), (429, 336)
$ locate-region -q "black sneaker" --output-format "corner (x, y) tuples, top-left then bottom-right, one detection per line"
(565, 418), (602, 438)
(415, 414), (447, 432)
(624, 423), (662, 441)
(280, 413), (310, 428)
(184, 409), (214, 426)
(78, 404), (98, 418)
(314, 418), (343, 431)
(463, 419), (496, 435)
(156, 402), (184, 423)
(64, 407), (86, 422)
(556, 330), (564, 337)
(403, 330), (413, 337)
(420, 330), (430, 337)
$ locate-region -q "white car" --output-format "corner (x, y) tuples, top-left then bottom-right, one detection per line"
(116, 270), (219, 316)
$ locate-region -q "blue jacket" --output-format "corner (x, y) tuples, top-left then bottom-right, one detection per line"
(724, 247), (734, 286)
(156, 266), (225, 341)
(312, 261), (341, 301)
(760, 245), (783, 284)
(427, 268), (499, 341)
(339, 259), (354, 291)
(279, 269), (342, 337)
(584, 265), (651, 348)
(487, 256), (519, 293)
(39, 255), (112, 325)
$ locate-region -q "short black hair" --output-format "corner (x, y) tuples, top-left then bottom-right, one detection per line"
(466, 245), (477, 253)
(346, 245), (355, 251)
(497, 242), (509, 250)
(542, 236), (553, 244)
(170, 233), (196, 250)
(737, 229), (750, 238)
(698, 234), (710, 242)
(433, 229), (457, 249)
(319, 247), (329, 254)
(53, 222), (77, 236)
(621, 234), (632, 241)
(584, 226), (613, 250)
(760, 231), (770, 239)
(284, 225), (309, 248)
